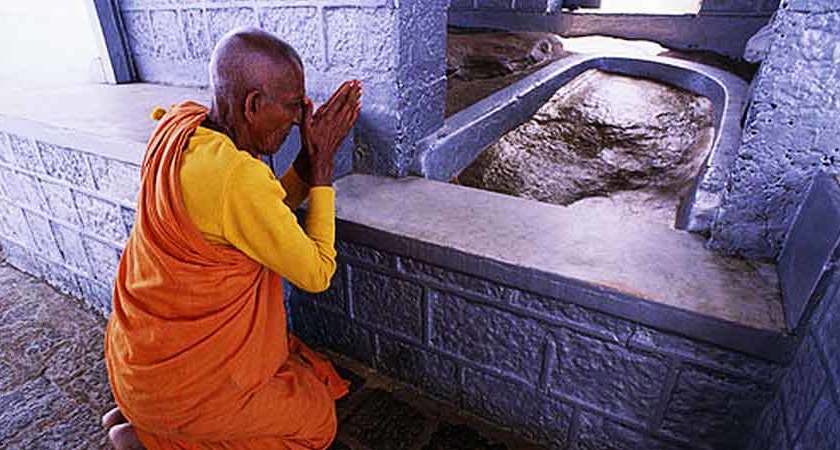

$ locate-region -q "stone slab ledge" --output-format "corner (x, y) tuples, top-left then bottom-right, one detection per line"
(331, 174), (792, 362)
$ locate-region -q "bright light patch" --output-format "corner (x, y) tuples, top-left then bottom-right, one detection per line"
(558, 36), (668, 57)
(0, 0), (104, 86)
(583, 0), (702, 15)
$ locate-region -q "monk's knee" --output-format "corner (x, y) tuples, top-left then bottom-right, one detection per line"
(301, 413), (337, 450)
(298, 397), (338, 449)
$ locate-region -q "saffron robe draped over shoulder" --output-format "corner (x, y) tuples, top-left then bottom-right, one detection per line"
(105, 102), (349, 450)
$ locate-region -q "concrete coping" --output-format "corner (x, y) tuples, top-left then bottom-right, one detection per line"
(411, 53), (749, 235)
(0, 83), (211, 166)
(0, 82), (354, 179)
(333, 174), (791, 362)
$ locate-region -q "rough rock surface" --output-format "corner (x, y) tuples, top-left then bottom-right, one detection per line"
(447, 29), (567, 81)
(710, 5), (840, 259)
(456, 69), (715, 226)
(446, 29), (570, 116)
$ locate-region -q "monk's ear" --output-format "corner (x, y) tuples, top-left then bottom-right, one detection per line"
(243, 90), (261, 124)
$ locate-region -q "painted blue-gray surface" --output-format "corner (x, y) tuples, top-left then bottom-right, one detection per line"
(710, 1), (840, 259)
(777, 173), (840, 331)
(290, 231), (786, 449)
(115, 0), (447, 177)
(0, 129), (136, 318)
(451, 0), (564, 13)
(412, 53), (748, 236)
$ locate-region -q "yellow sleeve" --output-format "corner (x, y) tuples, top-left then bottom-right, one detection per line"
(279, 166), (310, 210)
(221, 157), (337, 293)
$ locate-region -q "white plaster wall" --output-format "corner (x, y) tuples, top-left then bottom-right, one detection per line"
(0, 1), (105, 86)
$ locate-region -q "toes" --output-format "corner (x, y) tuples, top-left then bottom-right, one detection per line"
(101, 407), (126, 429)
(109, 423), (145, 450)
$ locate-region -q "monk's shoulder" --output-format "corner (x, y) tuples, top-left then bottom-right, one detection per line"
(184, 129), (256, 178)
(223, 151), (287, 204)
(227, 152), (279, 185)
(186, 128), (241, 165)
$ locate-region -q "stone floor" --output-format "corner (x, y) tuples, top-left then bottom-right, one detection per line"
(0, 262), (111, 449)
(0, 262), (544, 450)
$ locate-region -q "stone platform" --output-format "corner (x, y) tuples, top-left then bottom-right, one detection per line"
(0, 262), (544, 449)
(0, 81), (787, 345)
(0, 81), (794, 450)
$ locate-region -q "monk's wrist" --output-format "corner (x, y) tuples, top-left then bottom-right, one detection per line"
(293, 153), (313, 185)
(310, 171), (333, 186)
(311, 179), (333, 187)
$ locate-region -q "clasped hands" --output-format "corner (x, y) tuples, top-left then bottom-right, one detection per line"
(294, 80), (363, 187)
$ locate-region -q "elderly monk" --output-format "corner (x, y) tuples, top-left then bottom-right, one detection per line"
(101, 27), (362, 450)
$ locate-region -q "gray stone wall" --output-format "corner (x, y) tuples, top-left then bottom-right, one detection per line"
(291, 239), (782, 450)
(115, 0), (447, 177)
(0, 131), (136, 317)
(743, 173), (840, 450)
(710, 0), (840, 259)
(746, 276), (840, 450)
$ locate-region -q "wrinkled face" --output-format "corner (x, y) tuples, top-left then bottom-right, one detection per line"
(247, 63), (305, 156)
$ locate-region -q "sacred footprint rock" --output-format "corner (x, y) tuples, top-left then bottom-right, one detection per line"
(455, 69), (715, 225)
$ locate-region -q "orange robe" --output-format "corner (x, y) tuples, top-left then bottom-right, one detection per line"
(105, 102), (349, 450)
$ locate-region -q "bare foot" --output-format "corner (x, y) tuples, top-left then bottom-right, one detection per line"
(109, 423), (146, 450)
(101, 407), (127, 429)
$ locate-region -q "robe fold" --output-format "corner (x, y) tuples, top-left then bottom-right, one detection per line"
(105, 102), (349, 450)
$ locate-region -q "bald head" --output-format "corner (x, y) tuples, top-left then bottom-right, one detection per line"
(206, 27), (307, 156)
(210, 27), (303, 108)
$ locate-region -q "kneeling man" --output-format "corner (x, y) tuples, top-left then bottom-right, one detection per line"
(103, 27), (362, 449)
